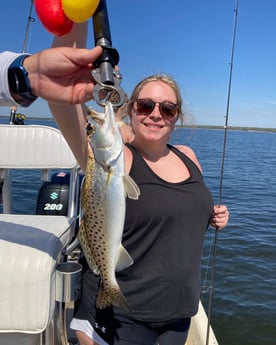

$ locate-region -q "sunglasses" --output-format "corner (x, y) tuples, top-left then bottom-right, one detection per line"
(135, 98), (178, 119)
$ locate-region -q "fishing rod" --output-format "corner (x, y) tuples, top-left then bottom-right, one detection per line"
(22, 0), (35, 53)
(91, 0), (125, 107)
(9, 0), (35, 124)
(205, 1), (239, 344)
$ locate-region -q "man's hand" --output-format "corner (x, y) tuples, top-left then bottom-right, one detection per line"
(24, 45), (103, 105)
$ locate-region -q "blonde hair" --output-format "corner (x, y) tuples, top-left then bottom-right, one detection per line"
(126, 74), (185, 125)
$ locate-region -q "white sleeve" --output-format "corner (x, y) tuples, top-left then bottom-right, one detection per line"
(0, 51), (24, 106)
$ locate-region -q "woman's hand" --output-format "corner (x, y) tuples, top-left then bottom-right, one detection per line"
(210, 205), (229, 230)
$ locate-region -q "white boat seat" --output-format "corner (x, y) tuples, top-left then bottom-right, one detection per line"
(0, 214), (75, 333)
(0, 124), (77, 169)
(0, 124), (79, 215)
(0, 124), (80, 341)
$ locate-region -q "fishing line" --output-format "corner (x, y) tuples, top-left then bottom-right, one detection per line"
(205, 1), (239, 344)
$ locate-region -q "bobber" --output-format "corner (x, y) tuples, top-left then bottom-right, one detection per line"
(62, 0), (100, 23)
(34, 0), (73, 36)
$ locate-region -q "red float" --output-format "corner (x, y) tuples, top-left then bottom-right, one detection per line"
(34, 0), (73, 36)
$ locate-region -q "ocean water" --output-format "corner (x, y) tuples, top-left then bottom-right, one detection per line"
(1, 118), (275, 345)
(172, 127), (276, 345)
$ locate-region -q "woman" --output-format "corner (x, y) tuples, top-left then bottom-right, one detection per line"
(50, 70), (229, 345)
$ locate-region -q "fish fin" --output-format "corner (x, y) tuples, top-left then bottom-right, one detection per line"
(96, 283), (130, 310)
(78, 221), (100, 275)
(124, 174), (140, 200)
(115, 244), (134, 272)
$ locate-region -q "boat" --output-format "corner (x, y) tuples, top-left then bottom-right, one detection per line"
(0, 123), (218, 345)
(185, 301), (219, 345)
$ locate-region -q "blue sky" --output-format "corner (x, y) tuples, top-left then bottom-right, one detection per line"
(1, 0), (276, 128)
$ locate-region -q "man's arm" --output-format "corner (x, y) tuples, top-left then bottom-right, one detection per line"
(0, 33), (102, 107)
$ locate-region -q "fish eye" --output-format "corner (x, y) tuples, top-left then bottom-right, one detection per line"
(86, 122), (95, 136)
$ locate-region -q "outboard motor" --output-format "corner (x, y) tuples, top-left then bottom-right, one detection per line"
(36, 171), (70, 216)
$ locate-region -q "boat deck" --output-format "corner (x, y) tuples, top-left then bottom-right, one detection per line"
(185, 301), (218, 345)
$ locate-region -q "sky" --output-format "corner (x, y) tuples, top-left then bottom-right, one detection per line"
(1, 0), (276, 128)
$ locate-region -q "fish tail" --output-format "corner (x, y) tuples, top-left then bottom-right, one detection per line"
(96, 284), (130, 310)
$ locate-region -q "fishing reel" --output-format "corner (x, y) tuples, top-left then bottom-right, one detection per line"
(91, 0), (125, 107)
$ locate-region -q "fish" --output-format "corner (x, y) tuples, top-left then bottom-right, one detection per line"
(78, 101), (140, 309)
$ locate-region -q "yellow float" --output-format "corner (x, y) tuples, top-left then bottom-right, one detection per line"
(62, 0), (100, 23)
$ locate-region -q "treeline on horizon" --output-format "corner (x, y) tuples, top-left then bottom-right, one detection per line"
(183, 124), (276, 132)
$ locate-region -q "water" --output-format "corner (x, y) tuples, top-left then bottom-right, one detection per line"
(172, 127), (276, 345)
(1, 118), (275, 344)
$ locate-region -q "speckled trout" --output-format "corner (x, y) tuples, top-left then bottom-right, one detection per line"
(78, 101), (140, 309)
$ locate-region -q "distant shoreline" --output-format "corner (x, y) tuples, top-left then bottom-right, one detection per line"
(183, 125), (276, 133)
(0, 115), (275, 132)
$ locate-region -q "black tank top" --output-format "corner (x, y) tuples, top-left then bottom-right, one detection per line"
(115, 144), (214, 322)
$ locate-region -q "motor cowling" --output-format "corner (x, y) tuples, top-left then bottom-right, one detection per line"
(36, 172), (70, 216)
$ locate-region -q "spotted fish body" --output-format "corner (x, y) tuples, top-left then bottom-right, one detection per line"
(78, 101), (139, 309)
